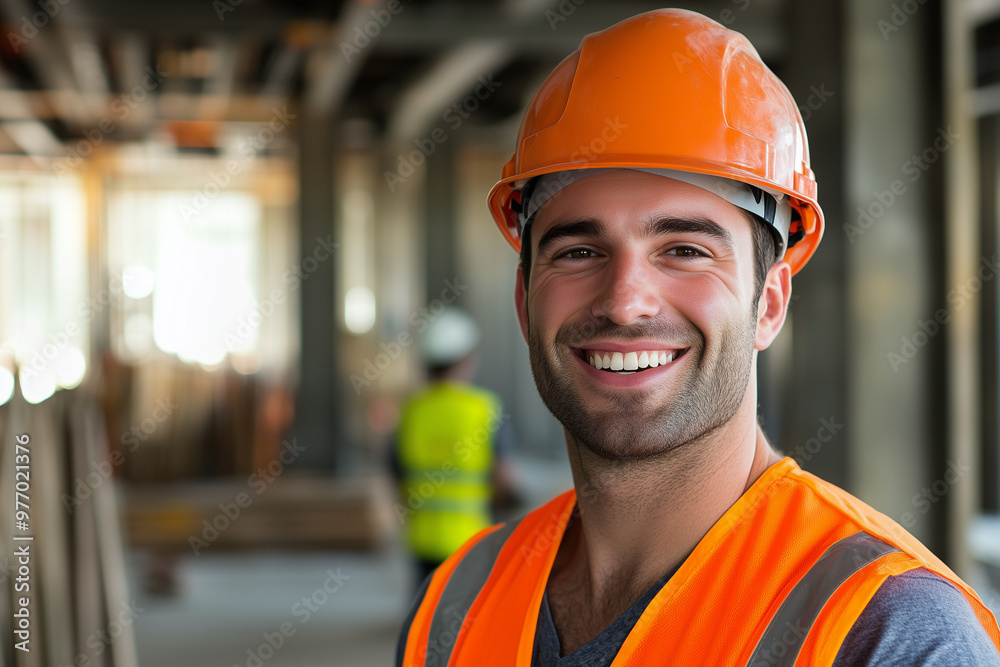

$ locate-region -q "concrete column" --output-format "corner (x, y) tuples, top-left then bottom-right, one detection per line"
(980, 117), (999, 515)
(943, 0), (981, 575)
(843, 0), (947, 554)
(424, 138), (458, 302)
(292, 113), (343, 470)
(781, 0), (849, 489)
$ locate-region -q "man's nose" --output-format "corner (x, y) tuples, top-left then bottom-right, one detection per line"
(591, 252), (661, 324)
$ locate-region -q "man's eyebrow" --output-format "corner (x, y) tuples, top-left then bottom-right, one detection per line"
(535, 216), (737, 255)
(644, 217), (735, 251)
(535, 219), (604, 256)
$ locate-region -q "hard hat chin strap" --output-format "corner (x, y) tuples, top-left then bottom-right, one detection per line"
(517, 168), (793, 260)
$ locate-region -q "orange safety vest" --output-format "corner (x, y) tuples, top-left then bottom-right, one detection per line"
(401, 457), (1000, 666)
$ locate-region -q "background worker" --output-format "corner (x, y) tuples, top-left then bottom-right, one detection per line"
(389, 307), (515, 588)
(397, 8), (1000, 666)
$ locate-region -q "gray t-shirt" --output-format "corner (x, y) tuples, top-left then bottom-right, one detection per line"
(397, 567), (1000, 666)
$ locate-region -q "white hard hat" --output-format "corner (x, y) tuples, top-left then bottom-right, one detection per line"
(420, 308), (481, 366)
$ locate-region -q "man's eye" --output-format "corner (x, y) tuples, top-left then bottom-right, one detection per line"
(557, 248), (597, 260)
(667, 246), (704, 258)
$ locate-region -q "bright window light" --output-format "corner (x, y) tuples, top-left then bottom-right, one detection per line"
(20, 367), (56, 404)
(344, 285), (376, 334)
(149, 193), (260, 363)
(123, 265), (156, 299)
(0, 367), (13, 406)
(54, 345), (87, 389)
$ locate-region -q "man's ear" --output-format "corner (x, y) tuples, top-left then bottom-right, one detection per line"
(514, 263), (530, 345)
(755, 260), (792, 351)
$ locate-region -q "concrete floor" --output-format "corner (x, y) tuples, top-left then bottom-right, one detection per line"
(130, 545), (414, 667)
(126, 456), (574, 667)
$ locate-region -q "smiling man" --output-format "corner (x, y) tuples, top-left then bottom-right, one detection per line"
(396, 8), (1000, 666)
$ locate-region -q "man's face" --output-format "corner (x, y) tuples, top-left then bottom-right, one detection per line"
(514, 170), (779, 460)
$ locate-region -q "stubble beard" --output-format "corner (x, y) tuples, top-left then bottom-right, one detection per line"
(527, 310), (757, 461)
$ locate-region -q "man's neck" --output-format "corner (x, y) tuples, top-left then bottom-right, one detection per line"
(546, 417), (781, 654)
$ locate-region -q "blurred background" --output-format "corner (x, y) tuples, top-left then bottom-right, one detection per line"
(0, 0), (998, 664)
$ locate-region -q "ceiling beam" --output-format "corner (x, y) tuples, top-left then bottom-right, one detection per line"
(113, 34), (158, 129)
(3, 121), (63, 158)
(68, 1), (297, 37)
(198, 35), (240, 119)
(968, 0), (1000, 25)
(375, 1), (782, 60)
(304, 0), (386, 117)
(58, 0), (113, 118)
(259, 45), (301, 102)
(0, 0), (92, 127)
(388, 41), (513, 140)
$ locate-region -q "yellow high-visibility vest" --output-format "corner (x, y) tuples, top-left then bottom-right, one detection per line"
(397, 381), (501, 562)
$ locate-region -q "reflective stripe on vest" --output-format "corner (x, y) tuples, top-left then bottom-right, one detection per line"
(402, 469), (491, 513)
(745, 532), (899, 667)
(422, 517), (522, 667)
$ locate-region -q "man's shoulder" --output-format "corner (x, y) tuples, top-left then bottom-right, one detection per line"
(776, 458), (942, 560)
(834, 568), (1000, 665)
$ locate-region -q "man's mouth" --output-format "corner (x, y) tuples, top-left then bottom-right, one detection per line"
(573, 348), (687, 375)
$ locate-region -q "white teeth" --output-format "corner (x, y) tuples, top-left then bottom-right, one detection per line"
(585, 349), (680, 372)
(623, 352), (638, 371)
(610, 352), (624, 371)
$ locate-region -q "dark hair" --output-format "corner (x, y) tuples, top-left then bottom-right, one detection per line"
(519, 210), (778, 302)
(427, 363), (454, 381)
(746, 210), (778, 303)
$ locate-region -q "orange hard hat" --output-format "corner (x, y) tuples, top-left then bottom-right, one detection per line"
(486, 8), (824, 275)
